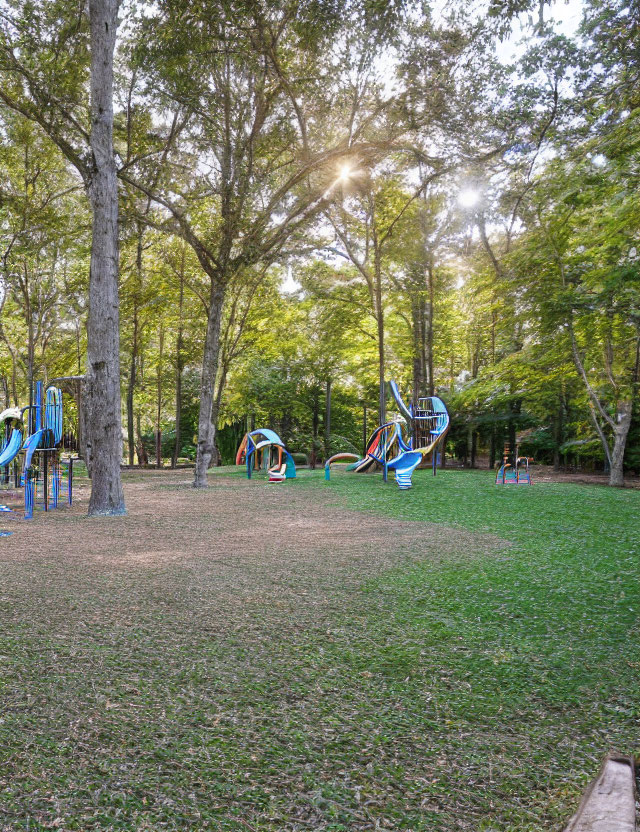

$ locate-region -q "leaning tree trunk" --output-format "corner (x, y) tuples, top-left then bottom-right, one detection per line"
(193, 279), (225, 488)
(84, 0), (125, 515)
(609, 403), (632, 487)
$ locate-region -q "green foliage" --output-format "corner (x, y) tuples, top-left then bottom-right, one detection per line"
(1, 0), (638, 483)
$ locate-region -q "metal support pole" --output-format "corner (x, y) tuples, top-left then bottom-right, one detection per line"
(382, 426), (388, 483)
(43, 452), (49, 511)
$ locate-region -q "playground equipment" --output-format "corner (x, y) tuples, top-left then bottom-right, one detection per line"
(325, 380), (450, 490)
(0, 406), (24, 535)
(0, 380), (77, 524)
(496, 439), (532, 485)
(236, 429), (296, 482)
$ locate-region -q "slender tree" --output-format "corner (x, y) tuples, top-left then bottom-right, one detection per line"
(0, 0), (125, 514)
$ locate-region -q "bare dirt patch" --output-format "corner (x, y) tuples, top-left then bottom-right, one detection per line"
(0, 469), (504, 574)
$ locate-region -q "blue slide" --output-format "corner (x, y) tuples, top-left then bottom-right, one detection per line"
(22, 429), (45, 470)
(0, 428), (23, 468)
(386, 450), (423, 490)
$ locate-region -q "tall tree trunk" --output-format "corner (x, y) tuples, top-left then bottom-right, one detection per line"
(156, 323), (164, 469)
(74, 383), (88, 468)
(135, 411), (148, 467)
(84, 0), (125, 515)
(324, 378), (331, 458)
(489, 425), (496, 469)
(374, 247), (385, 426)
(26, 287), (35, 423)
(553, 390), (564, 471)
(0, 326), (19, 405)
(210, 367), (228, 467)
(76, 321), (82, 374)
(426, 263), (435, 396)
(508, 399), (520, 457)
(193, 279), (225, 487)
(172, 253), (185, 468)
(411, 300), (422, 408)
(126, 303), (138, 466)
(127, 222), (144, 466)
(362, 403), (368, 458)
(310, 389), (319, 469)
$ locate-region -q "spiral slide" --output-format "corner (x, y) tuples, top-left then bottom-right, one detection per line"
(326, 380), (450, 489)
(385, 386), (450, 489)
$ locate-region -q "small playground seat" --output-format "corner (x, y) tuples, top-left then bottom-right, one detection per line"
(268, 464), (287, 482)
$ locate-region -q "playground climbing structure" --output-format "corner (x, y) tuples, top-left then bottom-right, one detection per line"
(236, 429), (296, 482)
(496, 440), (532, 485)
(325, 380), (450, 490)
(0, 380), (78, 523)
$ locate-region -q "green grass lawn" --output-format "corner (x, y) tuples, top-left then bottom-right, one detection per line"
(297, 468), (640, 828)
(234, 466), (640, 826)
(1, 467), (638, 831)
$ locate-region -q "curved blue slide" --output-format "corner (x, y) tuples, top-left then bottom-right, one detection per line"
(386, 450), (423, 490)
(22, 429), (45, 469)
(0, 429), (23, 468)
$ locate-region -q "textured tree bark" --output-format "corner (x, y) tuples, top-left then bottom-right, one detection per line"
(609, 403), (632, 487)
(210, 397), (222, 468)
(84, 0), (125, 515)
(77, 383), (89, 476)
(193, 280), (225, 487)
